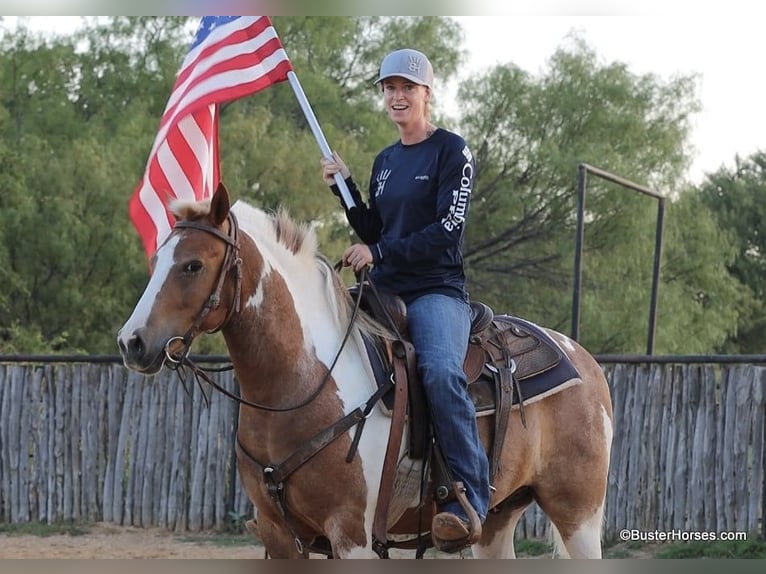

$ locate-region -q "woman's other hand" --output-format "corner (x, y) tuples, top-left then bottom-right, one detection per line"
(342, 244), (373, 272)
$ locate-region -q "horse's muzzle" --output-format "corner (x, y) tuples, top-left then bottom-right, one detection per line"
(117, 327), (165, 374)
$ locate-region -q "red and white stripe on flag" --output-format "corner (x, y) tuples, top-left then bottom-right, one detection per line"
(129, 16), (293, 259)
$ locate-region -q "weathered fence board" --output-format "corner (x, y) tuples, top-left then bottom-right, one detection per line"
(0, 361), (764, 542)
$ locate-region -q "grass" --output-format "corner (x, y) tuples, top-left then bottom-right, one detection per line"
(512, 534), (766, 558)
(515, 537), (553, 556)
(2, 522), (763, 558)
(0, 520), (256, 550)
(175, 532), (255, 548)
(653, 537), (766, 559)
(0, 521), (90, 537)
(601, 532), (766, 559)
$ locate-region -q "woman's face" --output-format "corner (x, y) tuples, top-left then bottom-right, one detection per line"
(381, 77), (429, 127)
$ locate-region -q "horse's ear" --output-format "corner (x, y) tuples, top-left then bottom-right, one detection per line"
(210, 182), (231, 226)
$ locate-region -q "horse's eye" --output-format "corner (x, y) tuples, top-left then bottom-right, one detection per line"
(183, 261), (203, 275)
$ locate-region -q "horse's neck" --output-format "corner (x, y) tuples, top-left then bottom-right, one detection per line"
(221, 244), (372, 410)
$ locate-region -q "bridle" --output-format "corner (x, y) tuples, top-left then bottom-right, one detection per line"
(163, 211), (243, 366)
(162, 211), (369, 414)
(158, 212), (396, 558)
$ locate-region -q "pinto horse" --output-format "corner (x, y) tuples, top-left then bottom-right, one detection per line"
(117, 183), (613, 559)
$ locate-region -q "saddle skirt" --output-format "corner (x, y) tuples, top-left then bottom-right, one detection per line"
(465, 313), (582, 415)
(350, 286), (584, 547)
(362, 302), (582, 419)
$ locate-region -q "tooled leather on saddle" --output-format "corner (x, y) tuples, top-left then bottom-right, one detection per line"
(354, 285), (583, 554)
(358, 289), (580, 418)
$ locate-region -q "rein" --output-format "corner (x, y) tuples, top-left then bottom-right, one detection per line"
(161, 217), (392, 556)
(164, 217), (369, 414)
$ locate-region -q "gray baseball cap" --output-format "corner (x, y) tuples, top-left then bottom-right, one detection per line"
(375, 48), (434, 88)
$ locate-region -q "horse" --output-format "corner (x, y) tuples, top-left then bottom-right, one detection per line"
(117, 183), (613, 559)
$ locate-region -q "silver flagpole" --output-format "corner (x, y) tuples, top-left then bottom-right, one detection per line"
(286, 71), (356, 209)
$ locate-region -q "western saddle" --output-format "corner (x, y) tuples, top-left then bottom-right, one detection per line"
(349, 280), (564, 556)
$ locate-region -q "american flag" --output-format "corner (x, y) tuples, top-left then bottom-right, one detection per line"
(129, 16), (293, 259)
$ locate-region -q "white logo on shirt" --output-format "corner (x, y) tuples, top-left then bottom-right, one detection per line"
(442, 161), (472, 232)
(375, 169), (391, 197)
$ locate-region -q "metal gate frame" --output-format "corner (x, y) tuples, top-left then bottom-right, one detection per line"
(571, 163), (666, 355)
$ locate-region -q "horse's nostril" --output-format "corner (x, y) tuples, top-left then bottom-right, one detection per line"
(129, 334), (144, 358)
(121, 331), (145, 361)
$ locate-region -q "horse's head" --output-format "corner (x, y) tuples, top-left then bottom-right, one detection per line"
(117, 183), (241, 374)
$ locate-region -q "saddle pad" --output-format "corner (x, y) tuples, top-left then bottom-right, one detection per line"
(468, 318), (582, 415)
(364, 318), (582, 416)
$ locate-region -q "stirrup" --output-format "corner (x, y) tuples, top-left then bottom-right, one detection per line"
(431, 482), (482, 552)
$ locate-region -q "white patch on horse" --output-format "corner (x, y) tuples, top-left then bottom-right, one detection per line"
(233, 202), (376, 398)
(556, 497), (606, 558)
(245, 262), (272, 311)
(552, 331), (577, 353)
(553, 404), (612, 558)
(233, 201), (392, 546)
(119, 234), (180, 338)
(601, 404), (613, 457)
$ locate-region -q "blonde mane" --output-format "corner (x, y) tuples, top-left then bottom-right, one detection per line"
(168, 196), (391, 340)
(172, 198), (390, 341)
(169, 198), (316, 256)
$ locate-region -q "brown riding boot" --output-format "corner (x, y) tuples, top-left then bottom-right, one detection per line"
(430, 482), (483, 553)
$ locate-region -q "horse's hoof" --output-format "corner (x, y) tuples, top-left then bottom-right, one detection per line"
(431, 512), (480, 553)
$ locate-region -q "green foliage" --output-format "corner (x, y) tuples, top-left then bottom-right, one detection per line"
(223, 511), (249, 535)
(514, 537), (553, 556)
(695, 152), (766, 352)
(657, 191), (753, 353)
(175, 531), (255, 547)
(456, 32), (745, 354)
(0, 18), (754, 356)
(0, 521), (90, 537)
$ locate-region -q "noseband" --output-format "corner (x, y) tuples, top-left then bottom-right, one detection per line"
(165, 212), (243, 363)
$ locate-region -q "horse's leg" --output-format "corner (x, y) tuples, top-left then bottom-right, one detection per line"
(471, 502), (532, 559)
(534, 402), (612, 559)
(323, 512), (377, 559)
(547, 498), (606, 558)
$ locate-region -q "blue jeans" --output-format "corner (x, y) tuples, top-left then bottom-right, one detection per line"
(406, 293), (490, 522)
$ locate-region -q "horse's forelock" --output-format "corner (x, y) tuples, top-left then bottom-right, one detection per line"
(169, 198), (212, 221)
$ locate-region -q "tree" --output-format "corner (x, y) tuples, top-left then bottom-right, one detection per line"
(695, 152), (766, 353)
(452, 33), (746, 353)
(0, 19), (186, 352)
(0, 19), (753, 355)
(0, 16), (465, 353)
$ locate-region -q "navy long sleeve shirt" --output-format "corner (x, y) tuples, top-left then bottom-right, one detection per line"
(332, 128), (475, 304)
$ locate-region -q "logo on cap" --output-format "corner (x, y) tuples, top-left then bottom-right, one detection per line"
(408, 54), (422, 75)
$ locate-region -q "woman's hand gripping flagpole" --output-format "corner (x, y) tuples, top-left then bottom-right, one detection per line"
(286, 71), (356, 210)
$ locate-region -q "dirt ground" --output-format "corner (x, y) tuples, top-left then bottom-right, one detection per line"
(0, 523), (265, 559)
(0, 523), (454, 559)
(0, 523), (658, 559)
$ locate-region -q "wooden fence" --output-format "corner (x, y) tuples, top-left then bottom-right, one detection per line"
(0, 360), (764, 541)
(517, 362), (765, 540)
